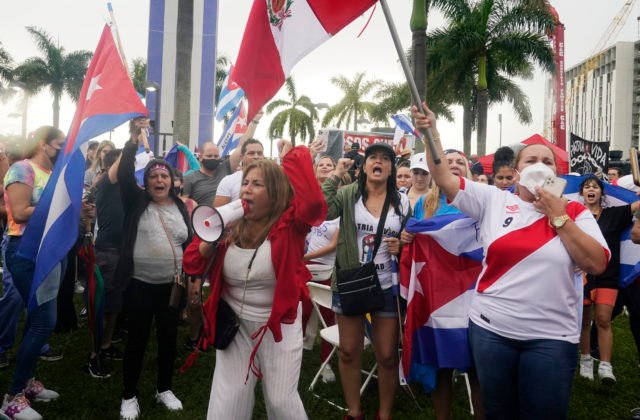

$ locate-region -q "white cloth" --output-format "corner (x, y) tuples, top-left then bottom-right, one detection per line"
(207, 305), (307, 420)
(222, 241), (276, 322)
(133, 202), (188, 284)
(354, 194), (409, 289)
(451, 178), (610, 343)
(216, 170), (242, 202)
(306, 218), (339, 266)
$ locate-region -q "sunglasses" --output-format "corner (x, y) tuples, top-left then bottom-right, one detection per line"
(444, 149), (466, 158)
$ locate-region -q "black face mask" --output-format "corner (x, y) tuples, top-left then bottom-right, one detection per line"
(201, 158), (220, 171)
(173, 186), (183, 196)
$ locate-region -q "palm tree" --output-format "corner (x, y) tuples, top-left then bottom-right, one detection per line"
(322, 72), (380, 131)
(266, 77), (318, 145)
(130, 57), (147, 96)
(0, 42), (15, 101)
(215, 55), (229, 104)
(370, 80), (454, 124)
(426, 0), (554, 155)
(14, 27), (92, 128)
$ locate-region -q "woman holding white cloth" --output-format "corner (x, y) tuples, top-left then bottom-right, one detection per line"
(413, 103), (610, 419)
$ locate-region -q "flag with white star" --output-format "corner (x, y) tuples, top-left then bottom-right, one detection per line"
(18, 24), (147, 311)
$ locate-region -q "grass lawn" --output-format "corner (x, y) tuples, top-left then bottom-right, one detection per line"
(1, 293), (640, 419)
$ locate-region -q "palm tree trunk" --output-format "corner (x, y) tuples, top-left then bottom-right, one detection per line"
(476, 55), (488, 156)
(411, 0), (428, 99)
(463, 100), (472, 156)
(53, 91), (61, 129)
(354, 109), (358, 132)
(174, 0), (193, 150)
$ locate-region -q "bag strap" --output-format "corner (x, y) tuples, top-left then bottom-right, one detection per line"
(157, 207), (179, 281)
(370, 191), (392, 261)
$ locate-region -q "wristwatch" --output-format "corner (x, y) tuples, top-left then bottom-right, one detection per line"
(550, 214), (570, 229)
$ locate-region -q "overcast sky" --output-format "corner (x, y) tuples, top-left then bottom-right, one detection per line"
(2, 0), (639, 155)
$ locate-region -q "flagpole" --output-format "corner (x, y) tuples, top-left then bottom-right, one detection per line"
(107, 2), (151, 153)
(378, 0), (441, 165)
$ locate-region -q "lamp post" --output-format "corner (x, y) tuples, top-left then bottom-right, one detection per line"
(9, 81), (27, 138)
(145, 81), (161, 155)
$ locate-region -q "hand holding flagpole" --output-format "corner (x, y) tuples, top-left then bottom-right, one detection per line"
(378, 0), (441, 165)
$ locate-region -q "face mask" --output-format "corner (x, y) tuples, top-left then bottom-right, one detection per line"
(173, 186), (183, 196)
(49, 148), (60, 166)
(517, 162), (555, 195)
(201, 158), (220, 171)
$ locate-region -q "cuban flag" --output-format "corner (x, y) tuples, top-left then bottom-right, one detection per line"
(18, 25), (147, 310)
(217, 98), (248, 157)
(134, 146), (153, 187)
(215, 64), (245, 121)
(232, 0), (377, 120)
(399, 215), (483, 391)
(163, 144), (199, 176)
(563, 175), (640, 288)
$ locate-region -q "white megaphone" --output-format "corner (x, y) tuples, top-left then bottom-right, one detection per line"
(192, 199), (249, 243)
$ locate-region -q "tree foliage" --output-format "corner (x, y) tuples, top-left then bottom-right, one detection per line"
(322, 72), (380, 131)
(266, 77), (318, 145)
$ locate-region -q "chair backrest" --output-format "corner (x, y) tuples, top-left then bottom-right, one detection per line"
(307, 282), (333, 310)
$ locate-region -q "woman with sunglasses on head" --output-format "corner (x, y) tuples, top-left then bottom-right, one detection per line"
(577, 175), (640, 384)
(413, 103), (610, 419)
(401, 148), (484, 420)
(323, 142), (410, 420)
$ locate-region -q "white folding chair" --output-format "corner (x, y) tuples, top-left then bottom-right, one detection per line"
(307, 282), (378, 411)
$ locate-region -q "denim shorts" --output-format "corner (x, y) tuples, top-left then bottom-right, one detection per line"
(332, 287), (404, 318)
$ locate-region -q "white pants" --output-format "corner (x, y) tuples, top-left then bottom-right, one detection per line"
(207, 305), (307, 420)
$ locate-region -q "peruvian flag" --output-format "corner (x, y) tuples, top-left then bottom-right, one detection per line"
(232, 0), (377, 120)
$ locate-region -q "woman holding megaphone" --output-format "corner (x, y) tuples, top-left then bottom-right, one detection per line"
(183, 139), (327, 420)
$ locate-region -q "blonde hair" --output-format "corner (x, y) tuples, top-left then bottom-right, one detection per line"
(228, 160), (294, 248)
(24, 126), (64, 159)
(89, 140), (116, 173)
(422, 150), (469, 218)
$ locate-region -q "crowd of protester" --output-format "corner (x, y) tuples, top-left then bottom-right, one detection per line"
(3, 107), (640, 420)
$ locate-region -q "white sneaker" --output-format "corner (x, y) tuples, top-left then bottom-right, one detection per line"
(579, 355), (594, 381)
(598, 361), (616, 385)
(120, 396), (140, 420)
(320, 364), (336, 383)
(155, 390), (182, 411)
(74, 281), (85, 294)
(1, 394), (42, 420)
(23, 379), (59, 402)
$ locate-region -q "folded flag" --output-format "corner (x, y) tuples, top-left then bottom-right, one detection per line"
(217, 98), (247, 157)
(215, 64), (245, 121)
(232, 0), (377, 120)
(399, 214), (483, 391)
(563, 175), (640, 288)
(17, 25), (147, 310)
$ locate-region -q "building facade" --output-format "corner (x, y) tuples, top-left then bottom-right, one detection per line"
(562, 41), (640, 156)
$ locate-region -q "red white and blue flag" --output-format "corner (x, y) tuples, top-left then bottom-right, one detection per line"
(217, 98), (247, 157)
(563, 175), (640, 288)
(18, 25), (147, 310)
(399, 214), (483, 391)
(232, 0), (377, 120)
(215, 64), (245, 121)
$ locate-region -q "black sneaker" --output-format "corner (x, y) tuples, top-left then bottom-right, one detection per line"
(87, 355), (110, 379)
(111, 329), (124, 344)
(100, 344), (123, 361)
(39, 347), (63, 361)
(0, 352), (8, 368)
(79, 307), (88, 319)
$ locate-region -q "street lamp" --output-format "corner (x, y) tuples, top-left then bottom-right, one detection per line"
(145, 81), (161, 155)
(9, 81), (27, 138)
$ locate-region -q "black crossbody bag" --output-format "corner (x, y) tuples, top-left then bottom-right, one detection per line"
(336, 192), (391, 316)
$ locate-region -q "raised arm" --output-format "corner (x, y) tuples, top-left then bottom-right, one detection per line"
(321, 157), (352, 220)
(279, 140), (327, 227)
(413, 103), (460, 202)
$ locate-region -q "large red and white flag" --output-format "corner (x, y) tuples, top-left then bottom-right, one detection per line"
(232, 0), (377, 120)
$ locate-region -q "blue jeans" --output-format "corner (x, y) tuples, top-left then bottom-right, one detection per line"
(468, 321), (577, 420)
(5, 236), (58, 395)
(0, 234), (23, 354)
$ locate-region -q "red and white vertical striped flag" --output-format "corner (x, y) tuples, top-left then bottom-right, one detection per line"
(232, 0), (377, 120)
